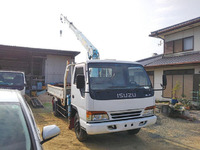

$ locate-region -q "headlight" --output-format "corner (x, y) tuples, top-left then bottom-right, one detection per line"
(143, 106), (155, 117)
(87, 111), (109, 122)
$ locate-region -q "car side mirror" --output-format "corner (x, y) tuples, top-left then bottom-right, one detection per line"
(41, 125), (60, 144)
(76, 74), (85, 89)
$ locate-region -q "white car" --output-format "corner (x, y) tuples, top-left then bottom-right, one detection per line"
(0, 89), (60, 150)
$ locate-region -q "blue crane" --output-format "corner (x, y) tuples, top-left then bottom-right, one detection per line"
(60, 14), (100, 60)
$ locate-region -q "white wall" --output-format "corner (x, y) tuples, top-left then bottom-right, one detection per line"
(45, 55), (73, 84)
(165, 26), (200, 51)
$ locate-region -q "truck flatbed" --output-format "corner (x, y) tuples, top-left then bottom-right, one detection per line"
(47, 84), (71, 100)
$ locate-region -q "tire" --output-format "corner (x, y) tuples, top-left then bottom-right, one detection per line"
(127, 128), (141, 135)
(53, 101), (60, 117)
(74, 113), (87, 142)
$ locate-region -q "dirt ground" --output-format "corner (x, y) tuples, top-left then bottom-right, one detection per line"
(29, 93), (200, 150)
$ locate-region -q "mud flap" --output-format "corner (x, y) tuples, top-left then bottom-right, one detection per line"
(69, 117), (74, 129)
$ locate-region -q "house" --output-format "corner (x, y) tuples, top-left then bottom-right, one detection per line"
(138, 17), (200, 101)
(0, 44), (80, 92)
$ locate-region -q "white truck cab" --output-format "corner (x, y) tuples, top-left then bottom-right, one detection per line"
(48, 60), (166, 141)
(72, 60), (156, 134)
(0, 70), (26, 95)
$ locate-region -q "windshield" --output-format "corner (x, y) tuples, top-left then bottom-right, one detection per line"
(0, 72), (24, 90)
(89, 63), (151, 90)
(0, 103), (32, 150)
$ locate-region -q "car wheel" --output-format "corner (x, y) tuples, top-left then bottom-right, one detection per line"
(74, 112), (87, 142)
(127, 128), (141, 135)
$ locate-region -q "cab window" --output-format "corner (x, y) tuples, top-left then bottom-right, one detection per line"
(73, 67), (84, 84)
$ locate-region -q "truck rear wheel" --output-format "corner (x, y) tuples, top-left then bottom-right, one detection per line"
(127, 128), (141, 135)
(74, 113), (87, 142)
(53, 101), (60, 117)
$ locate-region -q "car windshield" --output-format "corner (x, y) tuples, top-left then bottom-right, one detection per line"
(88, 63), (151, 90)
(0, 103), (32, 150)
(0, 72), (24, 89)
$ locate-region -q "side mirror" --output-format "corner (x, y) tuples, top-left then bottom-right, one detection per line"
(76, 74), (85, 89)
(160, 74), (167, 90)
(161, 75), (167, 88)
(154, 75), (167, 91)
(41, 125), (60, 144)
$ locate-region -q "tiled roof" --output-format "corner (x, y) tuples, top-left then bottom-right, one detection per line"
(137, 54), (163, 66)
(137, 51), (200, 67)
(149, 16), (200, 38)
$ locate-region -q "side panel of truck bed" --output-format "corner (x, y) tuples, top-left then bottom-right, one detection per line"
(47, 84), (64, 99)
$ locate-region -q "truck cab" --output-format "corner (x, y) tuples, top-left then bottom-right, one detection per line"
(71, 60), (157, 140)
(0, 71), (26, 96)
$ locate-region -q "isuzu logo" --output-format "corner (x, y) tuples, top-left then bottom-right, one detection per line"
(117, 93), (136, 99)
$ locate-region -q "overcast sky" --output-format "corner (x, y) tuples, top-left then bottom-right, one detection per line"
(0, 0), (200, 62)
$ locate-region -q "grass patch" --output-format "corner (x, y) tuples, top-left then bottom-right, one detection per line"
(31, 102), (52, 114)
(43, 102), (52, 109)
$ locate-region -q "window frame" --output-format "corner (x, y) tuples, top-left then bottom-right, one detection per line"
(164, 41), (174, 54)
(183, 36), (194, 51)
(174, 39), (183, 53)
(164, 36), (194, 54)
(73, 67), (84, 85)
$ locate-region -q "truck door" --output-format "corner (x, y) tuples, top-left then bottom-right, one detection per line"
(71, 64), (86, 121)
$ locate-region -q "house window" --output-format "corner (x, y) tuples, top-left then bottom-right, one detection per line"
(164, 41), (173, 54)
(163, 69), (194, 99)
(164, 36), (194, 54)
(174, 39), (182, 53)
(183, 36), (193, 51)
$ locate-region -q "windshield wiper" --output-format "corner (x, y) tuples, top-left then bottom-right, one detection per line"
(108, 86), (128, 89)
(0, 84), (10, 87)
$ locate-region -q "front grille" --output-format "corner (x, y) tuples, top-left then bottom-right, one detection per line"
(110, 110), (142, 119)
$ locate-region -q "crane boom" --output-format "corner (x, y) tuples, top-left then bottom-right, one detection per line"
(60, 14), (100, 60)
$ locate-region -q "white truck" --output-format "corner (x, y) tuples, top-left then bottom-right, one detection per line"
(0, 70), (26, 95)
(47, 15), (167, 141)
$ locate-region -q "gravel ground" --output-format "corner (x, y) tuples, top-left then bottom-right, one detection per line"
(29, 94), (200, 150)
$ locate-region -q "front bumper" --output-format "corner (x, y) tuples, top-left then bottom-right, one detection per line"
(82, 116), (157, 135)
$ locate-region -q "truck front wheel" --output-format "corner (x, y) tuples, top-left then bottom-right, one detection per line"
(74, 113), (87, 142)
(127, 128), (141, 135)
